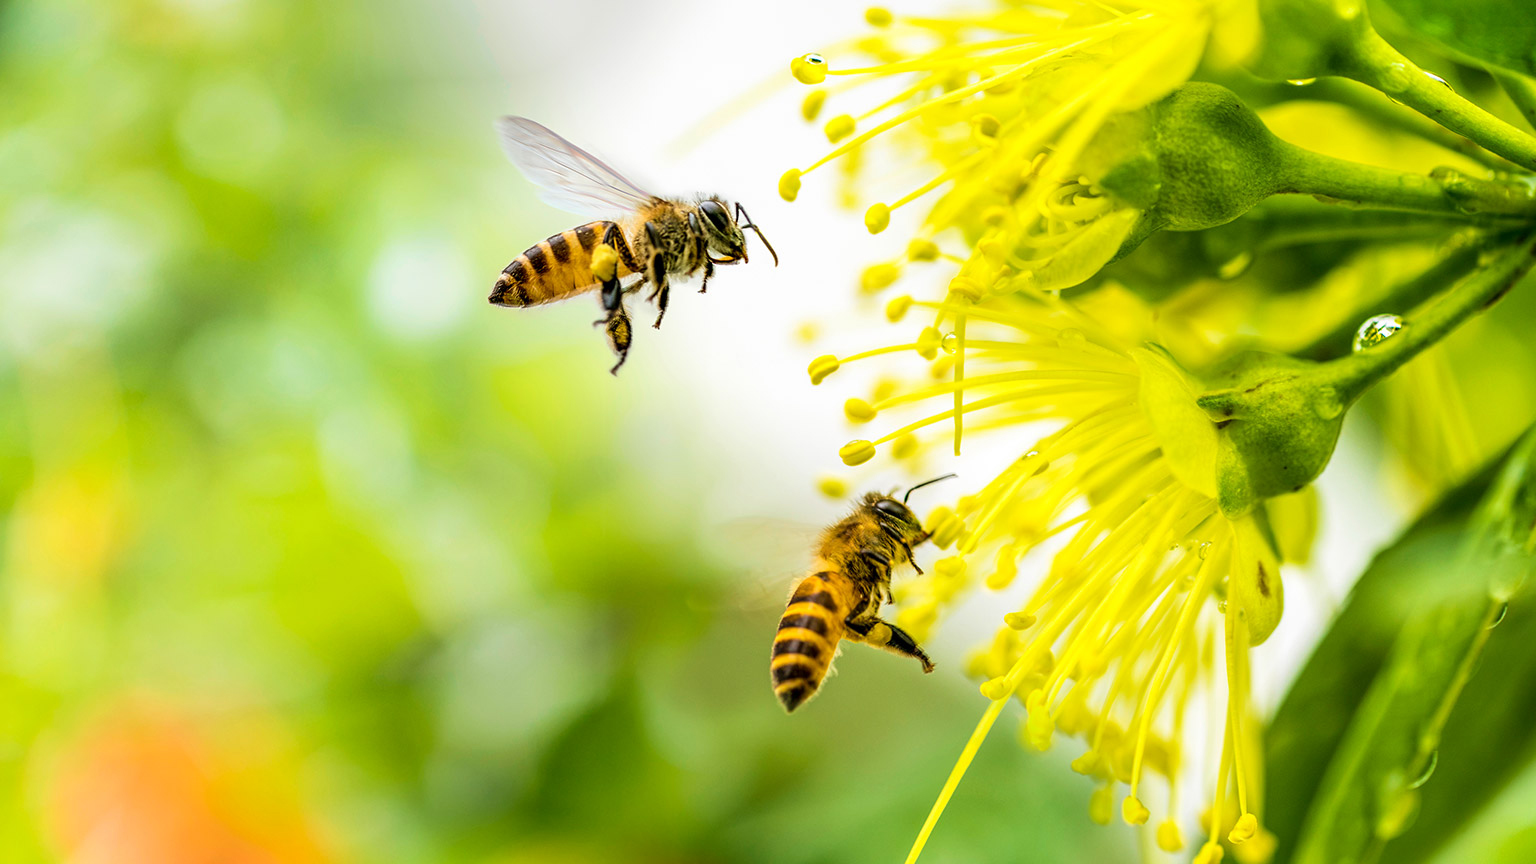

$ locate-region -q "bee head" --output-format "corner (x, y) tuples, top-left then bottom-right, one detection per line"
(868, 474), (957, 543)
(699, 198), (779, 267)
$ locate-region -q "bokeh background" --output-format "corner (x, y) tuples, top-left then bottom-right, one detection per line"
(9, 0), (1527, 862)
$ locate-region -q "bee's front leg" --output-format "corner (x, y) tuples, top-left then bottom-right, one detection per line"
(643, 223), (670, 330)
(698, 258), (715, 294)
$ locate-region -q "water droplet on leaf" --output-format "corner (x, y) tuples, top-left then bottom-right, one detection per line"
(1353, 314), (1404, 351)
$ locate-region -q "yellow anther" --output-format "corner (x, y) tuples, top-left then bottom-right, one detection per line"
(1194, 842), (1225, 864)
(891, 433), (920, 460)
(1157, 821), (1185, 852)
(978, 237), (1006, 265)
(906, 238), (940, 261)
(1228, 813), (1258, 845)
(860, 262), (899, 293)
(980, 676), (1012, 700)
(779, 168), (803, 202)
(824, 113), (856, 143)
(864, 202), (891, 234)
(807, 354), (840, 384)
(864, 6), (893, 26)
(1122, 796), (1150, 826)
(1003, 611), (1035, 630)
(885, 294), (913, 322)
(1070, 751), (1100, 776)
(988, 547), (1019, 591)
(590, 244), (619, 282)
(801, 89), (827, 122)
(816, 475), (848, 499)
(790, 53), (827, 85)
(896, 598), (937, 639)
(916, 326), (942, 360)
(1088, 785), (1114, 825)
(794, 321), (820, 344)
(839, 439), (876, 466)
(971, 113), (1000, 139)
(844, 398), (877, 423)
(948, 275), (985, 302)
(924, 506), (963, 548)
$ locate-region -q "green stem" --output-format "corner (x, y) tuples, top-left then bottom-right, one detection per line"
(1340, 31), (1536, 172)
(1320, 235), (1536, 404)
(1276, 141), (1536, 217)
(1239, 77), (1515, 172)
(1295, 239), (1486, 361)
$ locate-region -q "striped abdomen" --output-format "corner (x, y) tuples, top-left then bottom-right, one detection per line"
(489, 221), (636, 307)
(772, 570), (852, 712)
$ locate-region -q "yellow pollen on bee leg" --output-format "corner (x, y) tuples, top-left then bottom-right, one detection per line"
(590, 244), (619, 282)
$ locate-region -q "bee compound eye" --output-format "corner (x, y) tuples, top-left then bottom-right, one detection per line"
(875, 498), (909, 519)
(700, 199), (731, 231)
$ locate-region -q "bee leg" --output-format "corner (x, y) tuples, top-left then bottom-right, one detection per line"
(597, 278), (632, 374)
(845, 616), (936, 673)
(698, 258), (714, 294)
(643, 224), (671, 330)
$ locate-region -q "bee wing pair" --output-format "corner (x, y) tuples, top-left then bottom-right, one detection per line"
(494, 116), (657, 218)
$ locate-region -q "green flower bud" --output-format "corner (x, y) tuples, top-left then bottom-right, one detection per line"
(1141, 83), (1289, 232)
(1196, 350), (1347, 519)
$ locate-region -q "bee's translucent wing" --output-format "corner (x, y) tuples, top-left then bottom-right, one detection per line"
(495, 116), (657, 217)
(697, 518), (824, 612)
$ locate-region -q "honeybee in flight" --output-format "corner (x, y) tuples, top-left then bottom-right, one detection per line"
(771, 475), (957, 712)
(490, 116), (778, 374)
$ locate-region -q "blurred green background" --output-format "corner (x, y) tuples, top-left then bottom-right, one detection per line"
(0, 1), (1130, 861)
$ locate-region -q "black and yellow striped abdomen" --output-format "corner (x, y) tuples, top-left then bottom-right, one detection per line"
(772, 571), (852, 712)
(489, 221), (637, 307)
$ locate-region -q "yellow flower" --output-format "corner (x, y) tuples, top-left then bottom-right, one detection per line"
(816, 287), (1291, 863)
(785, 0), (1260, 300)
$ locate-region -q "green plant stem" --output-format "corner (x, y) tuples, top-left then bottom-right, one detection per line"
(1340, 32), (1536, 172)
(1320, 235), (1536, 404)
(1241, 77), (1515, 172)
(1277, 142), (1536, 217)
(1296, 240), (1487, 361)
(1492, 69), (1536, 134)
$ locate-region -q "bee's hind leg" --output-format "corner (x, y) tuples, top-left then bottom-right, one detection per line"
(596, 277), (632, 375)
(845, 615), (936, 673)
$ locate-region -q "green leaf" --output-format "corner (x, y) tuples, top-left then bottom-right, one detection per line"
(1268, 427), (1536, 864)
(1377, 0), (1536, 77)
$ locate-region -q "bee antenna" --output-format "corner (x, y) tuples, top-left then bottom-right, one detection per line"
(736, 202), (779, 267)
(903, 473), (958, 504)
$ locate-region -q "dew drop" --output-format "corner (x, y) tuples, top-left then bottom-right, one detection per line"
(1380, 62), (1413, 93)
(941, 331), (960, 354)
(1408, 750), (1438, 789)
(1197, 541), (1211, 560)
(1353, 314), (1404, 351)
(1286, 78), (1318, 86)
(1217, 251), (1253, 280)
(1488, 601), (1509, 629)
(1216, 599), (1228, 614)
(1423, 70), (1452, 90)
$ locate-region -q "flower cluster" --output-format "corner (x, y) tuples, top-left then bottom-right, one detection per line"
(784, 1), (1536, 862)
